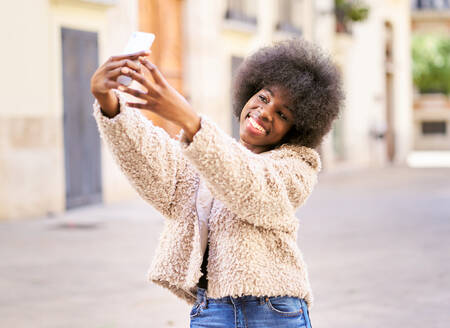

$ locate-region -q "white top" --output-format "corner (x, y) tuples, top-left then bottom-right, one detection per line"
(196, 179), (214, 257)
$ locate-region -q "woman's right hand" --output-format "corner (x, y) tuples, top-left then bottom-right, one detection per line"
(90, 50), (150, 118)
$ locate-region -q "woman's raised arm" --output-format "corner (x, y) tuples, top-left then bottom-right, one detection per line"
(111, 58), (321, 232)
(90, 52), (195, 219)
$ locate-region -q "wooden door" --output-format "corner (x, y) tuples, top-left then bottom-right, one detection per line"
(61, 27), (102, 209)
(138, 0), (184, 137)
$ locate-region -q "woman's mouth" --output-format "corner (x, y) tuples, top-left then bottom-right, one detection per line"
(246, 116), (268, 136)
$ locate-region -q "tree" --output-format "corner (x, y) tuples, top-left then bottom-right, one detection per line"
(412, 35), (450, 95)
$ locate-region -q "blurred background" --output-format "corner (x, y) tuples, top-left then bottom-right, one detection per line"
(0, 0), (449, 327)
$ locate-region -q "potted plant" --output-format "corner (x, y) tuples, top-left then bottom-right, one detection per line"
(335, 0), (370, 34)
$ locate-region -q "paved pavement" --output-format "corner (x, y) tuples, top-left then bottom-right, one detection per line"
(0, 166), (449, 328)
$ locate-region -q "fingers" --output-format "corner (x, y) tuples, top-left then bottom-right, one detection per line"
(106, 66), (139, 80)
(118, 67), (147, 86)
(126, 102), (149, 109)
(106, 67), (124, 80)
(104, 80), (121, 90)
(116, 67), (159, 95)
(106, 59), (142, 73)
(139, 57), (167, 86)
(118, 85), (148, 100)
(109, 50), (150, 62)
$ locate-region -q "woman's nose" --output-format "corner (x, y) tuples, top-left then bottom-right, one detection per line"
(259, 107), (273, 122)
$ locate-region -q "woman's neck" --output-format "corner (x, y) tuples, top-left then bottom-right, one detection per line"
(239, 139), (274, 154)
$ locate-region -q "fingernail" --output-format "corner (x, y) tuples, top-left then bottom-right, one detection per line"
(121, 67), (129, 74)
(118, 86), (125, 91)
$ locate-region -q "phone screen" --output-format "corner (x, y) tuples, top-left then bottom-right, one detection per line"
(122, 32), (155, 55)
(117, 32), (155, 86)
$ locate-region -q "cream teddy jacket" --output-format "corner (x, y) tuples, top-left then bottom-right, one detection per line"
(93, 93), (321, 308)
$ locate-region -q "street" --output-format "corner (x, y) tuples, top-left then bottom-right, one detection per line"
(1, 166), (449, 328)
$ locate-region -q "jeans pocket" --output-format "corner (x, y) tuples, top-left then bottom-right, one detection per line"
(266, 296), (304, 317)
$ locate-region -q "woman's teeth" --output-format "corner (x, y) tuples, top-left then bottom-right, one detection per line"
(249, 117), (266, 134)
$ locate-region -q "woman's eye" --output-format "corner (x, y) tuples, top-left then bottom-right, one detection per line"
(258, 95), (268, 103)
(278, 111), (288, 121)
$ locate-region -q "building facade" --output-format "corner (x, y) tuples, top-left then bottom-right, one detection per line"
(0, 0), (413, 220)
(329, 0), (412, 168)
(182, 0), (412, 170)
(411, 1), (450, 150)
(0, 0), (140, 220)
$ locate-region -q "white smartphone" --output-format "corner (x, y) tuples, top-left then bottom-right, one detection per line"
(117, 32), (155, 86)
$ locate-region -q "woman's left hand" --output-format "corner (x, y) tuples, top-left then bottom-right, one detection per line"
(118, 57), (201, 141)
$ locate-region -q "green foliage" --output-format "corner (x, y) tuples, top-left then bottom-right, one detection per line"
(347, 5), (369, 22)
(335, 0), (370, 33)
(412, 35), (450, 95)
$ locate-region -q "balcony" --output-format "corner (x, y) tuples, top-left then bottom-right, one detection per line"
(412, 0), (450, 10)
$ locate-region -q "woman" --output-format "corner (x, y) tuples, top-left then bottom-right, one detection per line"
(91, 39), (343, 328)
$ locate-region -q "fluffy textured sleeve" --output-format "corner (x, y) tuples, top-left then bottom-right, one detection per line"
(181, 115), (321, 233)
(92, 91), (193, 219)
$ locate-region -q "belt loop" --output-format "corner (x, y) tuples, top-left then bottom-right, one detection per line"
(204, 289), (208, 308)
(259, 296), (266, 305)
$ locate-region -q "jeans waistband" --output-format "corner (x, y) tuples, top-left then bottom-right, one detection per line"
(196, 288), (269, 306)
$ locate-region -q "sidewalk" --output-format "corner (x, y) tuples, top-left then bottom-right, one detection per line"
(1, 166), (449, 327)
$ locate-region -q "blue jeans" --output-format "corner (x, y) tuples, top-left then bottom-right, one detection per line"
(190, 288), (313, 328)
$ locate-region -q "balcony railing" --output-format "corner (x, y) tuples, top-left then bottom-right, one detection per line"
(412, 0), (450, 10)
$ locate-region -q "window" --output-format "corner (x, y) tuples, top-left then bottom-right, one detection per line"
(412, 0), (450, 10)
(276, 0), (303, 35)
(225, 0), (258, 25)
(421, 121), (447, 135)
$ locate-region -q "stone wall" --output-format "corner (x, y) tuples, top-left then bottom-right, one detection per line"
(0, 116), (64, 219)
(0, 0), (139, 220)
(413, 94), (450, 150)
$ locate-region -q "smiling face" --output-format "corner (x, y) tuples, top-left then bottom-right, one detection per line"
(239, 85), (295, 154)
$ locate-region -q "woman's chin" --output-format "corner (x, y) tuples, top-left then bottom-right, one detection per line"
(240, 134), (260, 146)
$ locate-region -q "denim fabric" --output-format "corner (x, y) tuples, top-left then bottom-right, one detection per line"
(190, 288), (312, 328)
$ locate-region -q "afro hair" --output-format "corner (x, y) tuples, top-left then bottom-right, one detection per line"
(232, 38), (344, 149)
